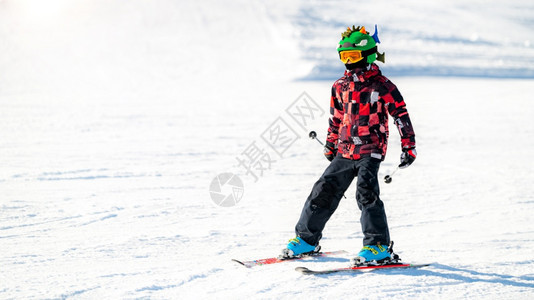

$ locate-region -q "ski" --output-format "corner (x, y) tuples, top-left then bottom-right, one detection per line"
(232, 250), (347, 268)
(295, 263), (430, 275)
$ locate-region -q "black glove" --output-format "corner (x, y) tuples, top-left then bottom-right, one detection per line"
(399, 147), (416, 169)
(324, 141), (337, 161)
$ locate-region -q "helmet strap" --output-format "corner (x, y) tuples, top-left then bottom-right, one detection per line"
(361, 46), (377, 58)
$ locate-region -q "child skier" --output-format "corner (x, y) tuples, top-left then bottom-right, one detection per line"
(282, 25), (416, 264)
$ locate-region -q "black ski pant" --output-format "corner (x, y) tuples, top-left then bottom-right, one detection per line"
(295, 156), (390, 247)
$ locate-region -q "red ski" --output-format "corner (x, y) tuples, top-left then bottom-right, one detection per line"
(232, 250), (347, 268)
(295, 263), (430, 275)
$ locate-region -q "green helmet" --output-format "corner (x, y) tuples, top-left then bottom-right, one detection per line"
(337, 25), (385, 64)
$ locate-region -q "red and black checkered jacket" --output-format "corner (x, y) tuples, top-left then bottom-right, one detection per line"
(327, 64), (415, 160)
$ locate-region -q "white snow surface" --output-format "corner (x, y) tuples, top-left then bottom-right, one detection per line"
(1, 0), (534, 299)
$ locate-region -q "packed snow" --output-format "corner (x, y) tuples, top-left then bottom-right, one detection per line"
(1, 0), (533, 299)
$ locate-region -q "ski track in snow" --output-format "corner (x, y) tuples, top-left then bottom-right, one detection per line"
(1, 0), (534, 298)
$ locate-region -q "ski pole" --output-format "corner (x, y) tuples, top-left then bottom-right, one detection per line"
(308, 131), (324, 146)
(384, 166), (399, 184)
(308, 131), (346, 199)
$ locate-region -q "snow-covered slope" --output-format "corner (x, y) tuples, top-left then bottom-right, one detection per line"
(1, 0), (533, 298)
(294, 0), (534, 79)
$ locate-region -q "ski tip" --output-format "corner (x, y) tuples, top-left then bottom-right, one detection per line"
(231, 259), (244, 265)
(295, 266), (313, 274)
(231, 259), (251, 268)
(411, 263), (432, 268)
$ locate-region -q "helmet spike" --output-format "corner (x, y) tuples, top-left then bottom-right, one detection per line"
(372, 24), (380, 44)
(376, 51), (386, 63)
(359, 26), (366, 34)
(342, 26), (354, 39)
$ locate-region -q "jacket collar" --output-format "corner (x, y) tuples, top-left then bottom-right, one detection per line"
(344, 63), (381, 82)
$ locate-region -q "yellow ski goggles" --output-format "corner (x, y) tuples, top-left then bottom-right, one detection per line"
(339, 50), (364, 64)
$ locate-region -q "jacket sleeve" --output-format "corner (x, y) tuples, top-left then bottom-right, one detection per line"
(326, 83), (344, 147)
(380, 81), (416, 149)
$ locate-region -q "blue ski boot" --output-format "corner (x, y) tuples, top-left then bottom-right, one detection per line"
(351, 243), (392, 265)
(280, 237), (320, 258)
